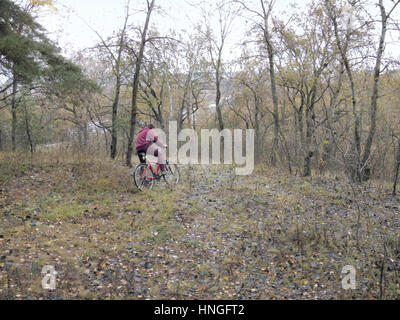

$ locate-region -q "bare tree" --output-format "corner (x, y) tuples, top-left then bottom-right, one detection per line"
(325, 0), (363, 180)
(199, 1), (237, 131)
(275, 4), (334, 176)
(126, 0), (156, 167)
(235, 0), (280, 165)
(89, 1), (131, 159)
(360, 0), (400, 181)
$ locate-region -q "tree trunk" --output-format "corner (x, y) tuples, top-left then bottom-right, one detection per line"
(103, 128), (109, 154)
(215, 72), (224, 131)
(110, 8), (130, 159)
(111, 76), (121, 159)
(11, 75), (17, 152)
(83, 125), (89, 149)
(24, 104), (34, 155)
(178, 72), (192, 134)
(303, 90), (317, 177)
(167, 73), (174, 121)
(269, 47), (280, 166)
(299, 102), (305, 149)
(261, 0), (280, 166)
(393, 138), (400, 196)
(188, 76), (194, 130)
(360, 1), (388, 181)
(126, 0), (155, 167)
(0, 127), (3, 151)
(303, 108), (314, 177)
(254, 96), (260, 163)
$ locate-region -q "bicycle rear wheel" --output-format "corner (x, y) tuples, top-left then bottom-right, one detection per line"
(133, 163), (155, 190)
(163, 161), (180, 186)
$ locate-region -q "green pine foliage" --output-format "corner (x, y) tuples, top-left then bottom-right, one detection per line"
(0, 0), (97, 152)
(0, 0), (95, 92)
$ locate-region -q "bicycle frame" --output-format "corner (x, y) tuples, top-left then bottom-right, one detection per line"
(143, 160), (168, 180)
(134, 156), (178, 191)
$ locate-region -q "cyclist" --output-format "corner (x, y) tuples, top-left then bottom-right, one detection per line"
(136, 124), (168, 175)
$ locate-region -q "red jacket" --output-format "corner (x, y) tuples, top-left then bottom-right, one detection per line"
(136, 128), (158, 152)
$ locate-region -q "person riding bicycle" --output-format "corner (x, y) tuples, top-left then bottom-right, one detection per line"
(136, 124), (168, 175)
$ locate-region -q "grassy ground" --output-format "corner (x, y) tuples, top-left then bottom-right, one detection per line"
(1, 152), (400, 300)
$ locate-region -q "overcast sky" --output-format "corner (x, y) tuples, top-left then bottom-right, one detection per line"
(36, 0), (399, 59)
(36, 0), (308, 56)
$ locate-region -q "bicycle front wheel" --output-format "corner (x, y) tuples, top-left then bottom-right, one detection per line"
(163, 162), (180, 186)
(133, 163), (155, 190)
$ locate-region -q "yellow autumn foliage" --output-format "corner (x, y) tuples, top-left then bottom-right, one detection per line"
(30, 0), (53, 7)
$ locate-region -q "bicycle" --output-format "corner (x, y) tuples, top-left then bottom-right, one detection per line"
(133, 152), (180, 190)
